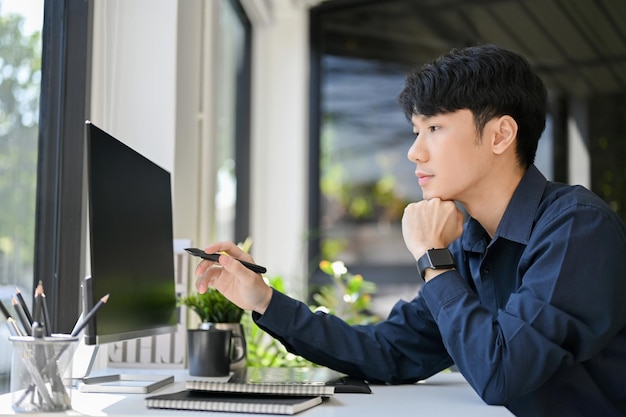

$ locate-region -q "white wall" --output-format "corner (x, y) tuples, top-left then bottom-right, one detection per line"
(90, 0), (178, 172)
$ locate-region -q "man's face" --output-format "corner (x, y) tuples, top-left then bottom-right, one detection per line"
(407, 109), (494, 203)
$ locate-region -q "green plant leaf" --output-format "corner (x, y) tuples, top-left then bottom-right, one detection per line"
(178, 288), (244, 323)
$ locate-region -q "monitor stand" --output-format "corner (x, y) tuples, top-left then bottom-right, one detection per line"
(79, 372), (174, 394)
(68, 311), (175, 394)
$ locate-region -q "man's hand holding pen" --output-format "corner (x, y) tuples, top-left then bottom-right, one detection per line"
(193, 242), (273, 315)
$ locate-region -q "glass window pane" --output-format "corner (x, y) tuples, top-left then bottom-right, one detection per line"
(320, 56), (419, 267)
(0, 0), (43, 392)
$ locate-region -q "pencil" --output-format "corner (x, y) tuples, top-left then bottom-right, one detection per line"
(71, 294), (110, 337)
(11, 296), (32, 336)
(39, 284), (52, 337)
(0, 299), (11, 321)
(15, 287), (34, 324)
(33, 281), (43, 326)
(0, 299), (24, 336)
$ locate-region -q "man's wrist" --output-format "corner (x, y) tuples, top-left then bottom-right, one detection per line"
(254, 286), (274, 315)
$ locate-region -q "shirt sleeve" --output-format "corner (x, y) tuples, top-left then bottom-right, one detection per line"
(421, 198), (626, 405)
(254, 288), (454, 383)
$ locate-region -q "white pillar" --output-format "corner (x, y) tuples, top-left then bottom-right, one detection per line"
(567, 98), (590, 188)
(248, 1), (311, 297)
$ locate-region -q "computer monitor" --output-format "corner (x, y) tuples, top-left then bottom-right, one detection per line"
(80, 121), (178, 392)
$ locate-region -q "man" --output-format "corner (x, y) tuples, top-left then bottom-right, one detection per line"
(194, 44), (626, 416)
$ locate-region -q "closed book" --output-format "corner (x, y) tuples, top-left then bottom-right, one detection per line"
(146, 390), (323, 415)
(185, 380), (335, 397)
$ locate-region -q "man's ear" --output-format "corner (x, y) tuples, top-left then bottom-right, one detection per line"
(491, 115), (518, 155)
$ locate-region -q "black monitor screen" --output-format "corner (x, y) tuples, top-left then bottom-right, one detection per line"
(84, 121), (177, 345)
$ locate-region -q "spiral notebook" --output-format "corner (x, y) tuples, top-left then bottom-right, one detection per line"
(145, 390), (322, 415)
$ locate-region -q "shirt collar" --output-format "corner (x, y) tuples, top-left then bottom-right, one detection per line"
(462, 165), (547, 252)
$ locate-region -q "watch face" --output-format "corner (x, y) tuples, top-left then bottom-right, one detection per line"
(417, 248), (455, 279)
(429, 249), (454, 268)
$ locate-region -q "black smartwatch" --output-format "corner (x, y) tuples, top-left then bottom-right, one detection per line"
(416, 248), (455, 279)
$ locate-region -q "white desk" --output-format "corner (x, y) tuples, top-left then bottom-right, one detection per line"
(0, 370), (513, 416)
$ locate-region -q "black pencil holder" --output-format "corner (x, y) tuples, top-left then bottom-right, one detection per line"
(9, 335), (78, 413)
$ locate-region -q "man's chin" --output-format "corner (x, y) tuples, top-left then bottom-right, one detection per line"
(422, 193), (454, 202)
(422, 191), (441, 200)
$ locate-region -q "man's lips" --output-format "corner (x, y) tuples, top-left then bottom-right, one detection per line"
(417, 171), (432, 186)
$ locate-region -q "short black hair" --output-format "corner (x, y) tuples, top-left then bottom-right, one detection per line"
(398, 44), (547, 169)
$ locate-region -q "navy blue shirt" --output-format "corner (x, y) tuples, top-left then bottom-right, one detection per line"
(255, 165), (626, 416)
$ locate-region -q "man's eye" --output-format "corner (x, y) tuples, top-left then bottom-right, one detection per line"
(429, 126), (439, 132)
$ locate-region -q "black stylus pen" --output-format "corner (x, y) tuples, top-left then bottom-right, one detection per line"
(184, 248), (267, 274)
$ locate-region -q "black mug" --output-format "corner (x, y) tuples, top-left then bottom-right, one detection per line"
(187, 328), (245, 377)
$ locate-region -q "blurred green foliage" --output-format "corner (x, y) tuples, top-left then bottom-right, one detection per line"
(0, 9), (41, 284)
(244, 263), (380, 368)
(310, 260), (379, 325)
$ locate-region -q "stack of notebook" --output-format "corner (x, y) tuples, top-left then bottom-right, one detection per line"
(145, 367), (370, 415)
(146, 390), (325, 415)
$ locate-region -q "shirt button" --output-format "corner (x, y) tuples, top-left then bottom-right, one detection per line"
(482, 265), (491, 274)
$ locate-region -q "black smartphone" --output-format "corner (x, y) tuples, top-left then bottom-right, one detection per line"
(184, 248), (267, 274)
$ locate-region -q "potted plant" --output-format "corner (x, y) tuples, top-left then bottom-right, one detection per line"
(179, 288), (245, 324)
(179, 288), (247, 372)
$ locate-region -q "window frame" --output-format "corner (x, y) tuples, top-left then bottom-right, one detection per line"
(226, 0), (253, 244)
(34, 0), (92, 334)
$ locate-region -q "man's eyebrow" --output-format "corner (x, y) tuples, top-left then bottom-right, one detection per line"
(412, 113), (432, 122)
(411, 115), (432, 128)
